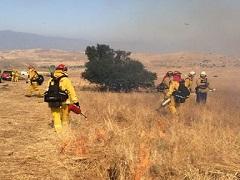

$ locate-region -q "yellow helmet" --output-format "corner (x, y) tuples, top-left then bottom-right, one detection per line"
(189, 71), (196, 76)
(200, 71), (207, 77)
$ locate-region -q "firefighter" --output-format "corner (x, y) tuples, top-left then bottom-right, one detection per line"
(11, 69), (20, 82)
(185, 71), (196, 93)
(157, 71), (173, 96)
(46, 64), (80, 133)
(25, 66), (42, 97)
(195, 71), (214, 104)
(165, 71), (182, 115)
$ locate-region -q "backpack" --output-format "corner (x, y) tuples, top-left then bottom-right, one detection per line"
(157, 82), (168, 92)
(172, 80), (190, 103)
(35, 74), (44, 85)
(195, 78), (209, 93)
(31, 71), (44, 85)
(44, 75), (68, 108)
(199, 78), (209, 89)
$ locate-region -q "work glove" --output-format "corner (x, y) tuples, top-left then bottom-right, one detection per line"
(209, 88), (216, 92)
(74, 102), (80, 107)
(164, 96), (170, 100)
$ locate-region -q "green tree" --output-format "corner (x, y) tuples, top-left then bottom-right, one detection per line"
(82, 44), (157, 92)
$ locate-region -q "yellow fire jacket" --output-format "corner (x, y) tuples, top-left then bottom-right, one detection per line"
(162, 76), (172, 89)
(13, 70), (20, 76)
(28, 68), (38, 82)
(185, 77), (194, 92)
(166, 80), (179, 97)
(48, 70), (78, 104)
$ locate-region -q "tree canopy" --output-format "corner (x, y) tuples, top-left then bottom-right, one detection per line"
(82, 44), (157, 92)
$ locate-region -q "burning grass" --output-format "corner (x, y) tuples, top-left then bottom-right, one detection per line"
(57, 89), (240, 179)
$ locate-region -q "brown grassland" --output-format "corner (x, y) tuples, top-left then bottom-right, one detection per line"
(0, 50), (240, 179)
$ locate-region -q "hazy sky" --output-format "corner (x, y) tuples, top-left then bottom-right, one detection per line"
(1, 0), (240, 54)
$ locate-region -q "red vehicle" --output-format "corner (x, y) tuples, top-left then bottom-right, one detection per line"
(1, 70), (13, 81)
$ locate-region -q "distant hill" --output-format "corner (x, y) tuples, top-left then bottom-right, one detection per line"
(0, 30), (90, 51)
(0, 49), (87, 69)
(0, 49), (239, 71)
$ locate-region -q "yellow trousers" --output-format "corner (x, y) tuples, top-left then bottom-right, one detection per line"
(26, 82), (42, 97)
(51, 105), (69, 133)
(163, 89), (168, 98)
(168, 96), (179, 115)
(12, 76), (19, 82)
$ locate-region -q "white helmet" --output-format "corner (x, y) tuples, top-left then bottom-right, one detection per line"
(200, 71), (207, 76)
(189, 71), (196, 76)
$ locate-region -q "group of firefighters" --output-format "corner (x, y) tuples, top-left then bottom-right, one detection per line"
(11, 70), (21, 82)
(1, 65), (215, 133)
(159, 70), (215, 115)
(1, 65), (79, 133)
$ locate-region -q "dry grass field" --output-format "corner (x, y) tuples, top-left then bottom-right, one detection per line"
(0, 50), (240, 179)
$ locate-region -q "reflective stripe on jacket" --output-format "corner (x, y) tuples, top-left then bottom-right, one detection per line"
(196, 77), (211, 93)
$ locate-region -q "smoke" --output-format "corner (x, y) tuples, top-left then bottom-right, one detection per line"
(108, 0), (240, 55)
(185, 0), (240, 54)
(3, 0), (240, 55)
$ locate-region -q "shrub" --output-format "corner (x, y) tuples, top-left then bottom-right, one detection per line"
(82, 44), (157, 92)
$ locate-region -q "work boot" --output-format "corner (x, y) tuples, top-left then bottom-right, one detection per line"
(48, 120), (54, 128)
(25, 94), (32, 97)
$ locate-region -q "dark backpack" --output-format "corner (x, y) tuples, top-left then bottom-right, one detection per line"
(195, 78), (209, 93)
(44, 76), (68, 108)
(172, 80), (190, 103)
(35, 74), (44, 85)
(31, 71), (44, 85)
(157, 82), (168, 92)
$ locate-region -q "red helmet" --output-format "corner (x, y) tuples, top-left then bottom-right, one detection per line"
(173, 71), (182, 82)
(56, 64), (67, 71)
